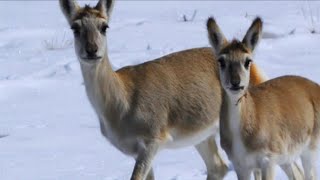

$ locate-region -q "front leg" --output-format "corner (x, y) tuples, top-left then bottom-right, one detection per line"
(261, 161), (275, 180)
(131, 141), (159, 180)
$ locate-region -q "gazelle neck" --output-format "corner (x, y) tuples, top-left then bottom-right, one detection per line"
(225, 90), (246, 107)
(80, 54), (129, 117)
(223, 90), (245, 132)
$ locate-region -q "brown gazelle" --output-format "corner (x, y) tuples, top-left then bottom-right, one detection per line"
(58, 0), (273, 179)
(207, 16), (320, 180)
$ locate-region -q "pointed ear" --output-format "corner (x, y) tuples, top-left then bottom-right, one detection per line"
(96, 0), (115, 20)
(206, 17), (228, 55)
(242, 17), (263, 52)
(59, 0), (80, 25)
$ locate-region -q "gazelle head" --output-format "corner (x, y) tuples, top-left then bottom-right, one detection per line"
(59, 0), (114, 65)
(207, 17), (263, 99)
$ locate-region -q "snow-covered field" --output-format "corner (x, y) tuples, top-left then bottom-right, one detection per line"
(1, 1), (320, 179)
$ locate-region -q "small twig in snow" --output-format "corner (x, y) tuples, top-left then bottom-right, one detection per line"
(181, 10), (197, 22)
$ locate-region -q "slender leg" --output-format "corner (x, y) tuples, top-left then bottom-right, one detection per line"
(131, 142), (159, 180)
(195, 136), (228, 180)
(280, 163), (304, 180)
(301, 150), (317, 180)
(145, 168), (154, 180)
(253, 169), (262, 180)
(261, 162), (275, 180)
(235, 167), (251, 180)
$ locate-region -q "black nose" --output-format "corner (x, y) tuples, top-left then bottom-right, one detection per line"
(86, 44), (98, 57)
(230, 79), (244, 91)
(230, 78), (240, 87)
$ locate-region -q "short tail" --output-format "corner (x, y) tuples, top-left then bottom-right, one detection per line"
(250, 63), (268, 86)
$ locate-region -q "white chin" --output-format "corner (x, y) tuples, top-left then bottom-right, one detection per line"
(229, 89), (242, 94)
(80, 58), (102, 65)
(227, 90), (244, 98)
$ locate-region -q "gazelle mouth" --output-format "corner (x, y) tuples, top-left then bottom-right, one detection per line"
(82, 56), (102, 61)
(229, 86), (244, 91)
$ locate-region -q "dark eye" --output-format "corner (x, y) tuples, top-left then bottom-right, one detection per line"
(218, 57), (226, 69)
(244, 58), (252, 69)
(101, 24), (109, 34)
(71, 24), (80, 36)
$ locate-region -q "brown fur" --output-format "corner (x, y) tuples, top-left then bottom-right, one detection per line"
(106, 47), (265, 139)
(220, 40), (249, 55)
(74, 5), (107, 21)
(240, 76), (320, 153)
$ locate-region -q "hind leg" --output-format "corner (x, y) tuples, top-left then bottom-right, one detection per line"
(280, 163), (304, 180)
(301, 149), (317, 180)
(234, 166), (251, 180)
(195, 136), (228, 180)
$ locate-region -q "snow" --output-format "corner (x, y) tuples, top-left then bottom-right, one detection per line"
(0, 1), (320, 179)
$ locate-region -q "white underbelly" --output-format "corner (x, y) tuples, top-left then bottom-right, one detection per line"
(274, 138), (311, 165)
(163, 122), (218, 149)
(231, 134), (311, 169)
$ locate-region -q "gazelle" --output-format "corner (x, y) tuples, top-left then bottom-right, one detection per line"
(58, 0), (297, 179)
(207, 16), (320, 180)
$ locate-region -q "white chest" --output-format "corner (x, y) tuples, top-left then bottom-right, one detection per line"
(228, 102), (256, 169)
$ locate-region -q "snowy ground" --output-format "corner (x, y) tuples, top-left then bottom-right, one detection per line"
(1, 1), (320, 180)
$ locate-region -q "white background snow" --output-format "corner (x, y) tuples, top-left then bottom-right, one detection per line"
(0, 1), (320, 179)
